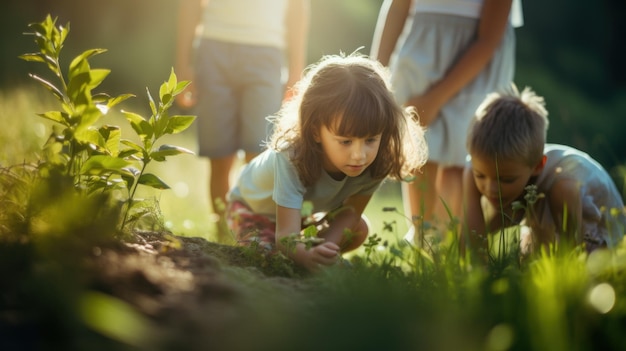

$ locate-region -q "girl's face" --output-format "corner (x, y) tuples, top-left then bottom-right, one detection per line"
(470, 153), (545, 209)
(315, 124), (381, 180)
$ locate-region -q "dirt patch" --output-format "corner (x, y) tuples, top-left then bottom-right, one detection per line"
(83, 231), (316, 350)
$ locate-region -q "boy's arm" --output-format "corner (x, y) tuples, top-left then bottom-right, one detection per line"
(461, 165), (488, 258)
(276, 205), (340, 271)
(407, 0), (513, 126)
(547, 179), (583, 247)
(370, 0), (412, 66)
(284, 0), (310, 97)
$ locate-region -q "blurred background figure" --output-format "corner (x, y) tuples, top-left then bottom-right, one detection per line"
(371, 0), (523, 239)
(175, 0), (310, 239)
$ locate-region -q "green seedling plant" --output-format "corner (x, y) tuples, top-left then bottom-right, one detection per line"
(20, 15), (195, 231)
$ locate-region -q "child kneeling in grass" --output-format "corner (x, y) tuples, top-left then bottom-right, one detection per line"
(226, 53), (427, 271)
(462, 84), (626, 260)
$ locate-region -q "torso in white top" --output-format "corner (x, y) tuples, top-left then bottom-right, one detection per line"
(412, 0), (524, 27)
(200, 0), (288, 48)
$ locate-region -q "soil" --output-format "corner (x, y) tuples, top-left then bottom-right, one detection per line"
(87, 231), (316, 350)
(1, 230), (318, 351)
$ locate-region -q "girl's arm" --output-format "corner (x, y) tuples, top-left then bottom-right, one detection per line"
(461, 165), (488, 259)
(284, 0), (310, 99)
(276, 205), (340, 271)
(370, 0), (412, 66)
(408, 0), (513, 126)
(174, 0), (205, 108)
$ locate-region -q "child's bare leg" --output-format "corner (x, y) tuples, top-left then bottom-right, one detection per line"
(436, 165), (463, 223)
(209, 155), (236, 211)
(403, 161), (438, 223)
(339, 216), (370, 252)
(317, 212), (370, 253)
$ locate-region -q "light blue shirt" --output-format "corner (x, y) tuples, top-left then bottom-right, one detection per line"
(228, 148), (382, 221)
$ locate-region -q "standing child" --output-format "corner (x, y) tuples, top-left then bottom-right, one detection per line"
(370, 0), (522, 238)
(462, 85), (625, 259)
(225, 53), (427, 271)
(174, 0), (309, 233)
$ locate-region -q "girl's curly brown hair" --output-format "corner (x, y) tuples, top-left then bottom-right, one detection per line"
(268, 52), (427, 187)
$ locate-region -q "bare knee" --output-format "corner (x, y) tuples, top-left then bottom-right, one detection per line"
(341, 216), (370, 252)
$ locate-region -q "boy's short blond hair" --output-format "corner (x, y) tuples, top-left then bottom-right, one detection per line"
(467, 84), (550, 167)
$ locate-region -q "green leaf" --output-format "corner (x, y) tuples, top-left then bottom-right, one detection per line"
(159, 68), (177, 102)
(37, 111), (68, 125)
(137, 173), (170, 189)
(74, 128), (105, 150)
(86, 69), (110, 88)
(173, 80), (191, 96)
(80, 155), (132, 175)
(119, 149), (140, 159)
(75, 106), (103, 132)
(99, 125), (122, 156)
(118, 167), (141, 189)
(301, 201), (314, 218)
(153, 110), (170, 139)
(18, 53), (46, 63)
(150, 144), (194, 160)
(68, 55), (90, 82)
(302, 225), (318, 238)
(107, 93), (135, 109)
(67, 72), (93, 105)
(161, 93), (172, 107)
(69, 48), (107, 80)
(59, 22), (70, 44)
(28, 74), (63, 101)
(145, 87), (157, 116)
(120, 139), (144, 153)
(159, 80), (169, 102)
(123, 110), (153, 140)
(67, 69), (110, 102)
(165, 115), (196, 134)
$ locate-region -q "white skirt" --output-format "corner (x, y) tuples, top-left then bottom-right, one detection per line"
(390, 13), (516, 167)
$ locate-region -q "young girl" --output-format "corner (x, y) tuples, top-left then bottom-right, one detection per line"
(463, 85), (626, 259)
(225, 53), (428, 271)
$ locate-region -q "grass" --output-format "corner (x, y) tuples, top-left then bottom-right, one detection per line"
(3, 85), (626, 351)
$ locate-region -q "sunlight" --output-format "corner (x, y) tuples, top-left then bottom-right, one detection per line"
(173, 181), (190, 198)
(485, 323), (514, 351)
(588, 282), (616, 314)
(183, 219), (196, 230)
(33, 122), (46, 138)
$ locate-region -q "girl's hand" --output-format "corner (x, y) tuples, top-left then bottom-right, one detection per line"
(293, 241), (341, 272)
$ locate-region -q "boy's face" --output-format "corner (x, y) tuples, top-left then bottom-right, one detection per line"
(470, 153), (545, 209)
(315, 124), (381, 179)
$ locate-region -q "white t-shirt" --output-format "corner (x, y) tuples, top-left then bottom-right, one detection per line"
(228, 148), (383, 221)
(200, 0), (288, 48)
(532, 144), (625, 246)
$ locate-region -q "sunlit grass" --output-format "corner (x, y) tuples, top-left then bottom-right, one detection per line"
(0, 84), (55, 165)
